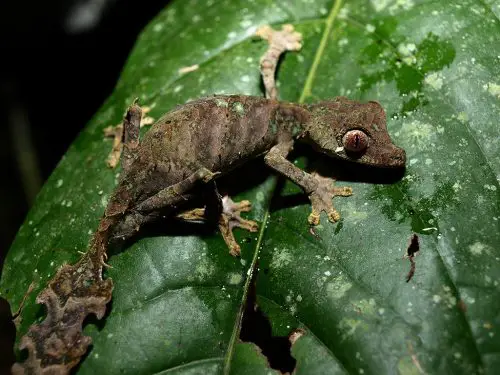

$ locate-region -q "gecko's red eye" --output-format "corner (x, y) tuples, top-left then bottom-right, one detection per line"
(342, 130), (369, 153)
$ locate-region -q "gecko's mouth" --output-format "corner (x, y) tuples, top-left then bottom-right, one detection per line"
(354, 145), (406, 168)
(379, 146), (406, 168)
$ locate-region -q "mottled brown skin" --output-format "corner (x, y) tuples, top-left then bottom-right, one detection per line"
(13, 94), (405, 375)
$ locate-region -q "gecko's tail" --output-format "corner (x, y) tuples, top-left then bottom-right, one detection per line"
(12, 230), (113, 375)
(12, 100), (143, 374)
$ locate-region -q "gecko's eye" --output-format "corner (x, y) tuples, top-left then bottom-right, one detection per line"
(342, 130), (369, 153)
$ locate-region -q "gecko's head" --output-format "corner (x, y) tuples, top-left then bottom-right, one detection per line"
(305, 97), (406, 168)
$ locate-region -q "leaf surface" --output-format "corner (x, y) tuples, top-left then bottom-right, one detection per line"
(2, 0), (500, 374)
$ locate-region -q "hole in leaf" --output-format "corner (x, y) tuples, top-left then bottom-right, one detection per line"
(239, 264), (297, 373)
(405, 234), (420, 282)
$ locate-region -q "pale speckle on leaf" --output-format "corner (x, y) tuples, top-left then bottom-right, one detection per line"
(178, 65), (199, 75)
(153, 23), (163, 32)
(469, 241), (488, 255)
(270, 248), (293, 269)
(365, 24), (375, 33)
(424, 72), (444, 90)
(326, 275), (352, 299)
(397, 120), (434, 148)
(370, 0), (391, 12)
(484, 82), (500, 99)
(397, 43), (417, 65)
(227, 273), (243, 285)
(457, 111), (468, 123)
(338, 38), (349, 47)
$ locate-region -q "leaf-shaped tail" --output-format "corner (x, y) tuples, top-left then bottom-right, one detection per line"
(12, 232), (113, 375)
(12, 100), (142, 374)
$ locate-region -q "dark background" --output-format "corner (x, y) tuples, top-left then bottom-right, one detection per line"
(1, 1), (170, 370)
(0, 0), (170, 269)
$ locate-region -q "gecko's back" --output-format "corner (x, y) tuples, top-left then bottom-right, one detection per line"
(126, 95), (281, 199)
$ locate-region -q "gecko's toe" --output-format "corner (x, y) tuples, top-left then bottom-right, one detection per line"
(236, 217), (259, 232)
(308, 211), (321, 226)
(334, 186), (353, 197)
(229, 244), (241, 257)
(231, 199), (252, 212)
(327, 210), (340, 223)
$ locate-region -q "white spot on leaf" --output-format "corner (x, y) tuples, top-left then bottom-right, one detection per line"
(424, 72), (444, 90)
(469, 241), (488, 255)
(270, 248), (293, 269)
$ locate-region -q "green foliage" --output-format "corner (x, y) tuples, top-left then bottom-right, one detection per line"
(2, 0), (500, 374)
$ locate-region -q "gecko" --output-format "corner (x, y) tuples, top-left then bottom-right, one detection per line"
(12, 25), (406, 374)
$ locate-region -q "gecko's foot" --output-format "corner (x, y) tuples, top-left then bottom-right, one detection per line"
(176, 207), (206, 221)
(219, 196), (258, 257)
(307, 173), (352, 225)
(103, 103), (155, 168)
(175, 196), (258, 256)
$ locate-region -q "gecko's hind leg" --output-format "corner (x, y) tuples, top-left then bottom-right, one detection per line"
(112, 169), (218, 241)
(121, 99), (142, 172)
(136, 168), (220, 214)
(176, 194), (258, 257)
(219, 196), (258, 257)
(104, 100), (155, 168)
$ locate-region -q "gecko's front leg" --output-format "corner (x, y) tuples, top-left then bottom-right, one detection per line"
(264, 141), (352, 225)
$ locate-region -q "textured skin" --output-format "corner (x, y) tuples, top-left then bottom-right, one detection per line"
(302, 97), (406, 167)
(107, 95), (308, 241)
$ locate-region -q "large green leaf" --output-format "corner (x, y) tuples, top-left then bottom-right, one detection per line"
(2, 0), (500, 374)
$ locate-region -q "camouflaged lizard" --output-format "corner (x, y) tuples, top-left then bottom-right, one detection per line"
(13, 25), (406, 374)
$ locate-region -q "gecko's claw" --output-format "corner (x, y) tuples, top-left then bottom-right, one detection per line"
(219, 196), (258, 257)
(307, 173), (352, 225)
(308, 210), (320, 226)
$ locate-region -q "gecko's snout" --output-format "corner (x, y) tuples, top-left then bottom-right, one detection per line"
(388, 147), (406, 168)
